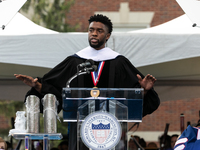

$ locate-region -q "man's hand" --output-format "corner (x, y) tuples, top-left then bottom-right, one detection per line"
(137, 74), (156, 94)
(14, 74), (42, 93)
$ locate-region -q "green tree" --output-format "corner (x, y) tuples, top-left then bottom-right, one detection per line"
(21, 0), (77, 32)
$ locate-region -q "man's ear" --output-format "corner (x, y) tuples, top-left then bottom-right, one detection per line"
(106, 33), (111, 41)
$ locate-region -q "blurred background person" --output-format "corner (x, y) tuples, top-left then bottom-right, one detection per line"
(170, 134), (179, 150)
(145, 142), (158, 150)
(0, 137), (7, 150)
(159, 134), (171, 150)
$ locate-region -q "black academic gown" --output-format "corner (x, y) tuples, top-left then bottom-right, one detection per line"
(25, 55), (160, 149)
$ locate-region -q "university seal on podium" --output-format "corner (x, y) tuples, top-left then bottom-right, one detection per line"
(80, 111), (122, 150)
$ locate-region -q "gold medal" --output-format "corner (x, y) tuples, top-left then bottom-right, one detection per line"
(90, 87), (100, 98)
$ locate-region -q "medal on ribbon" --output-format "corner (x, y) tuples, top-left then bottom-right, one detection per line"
(90, 87), (100, 97)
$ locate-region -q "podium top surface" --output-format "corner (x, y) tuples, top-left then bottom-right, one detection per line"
(62, 87), (144, 99)
(62, 88), (143, 122)
(63, 87), (144, 91)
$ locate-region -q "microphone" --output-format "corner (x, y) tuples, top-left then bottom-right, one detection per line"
(78, 59), (94, 69)
(84, 65), (97, 73)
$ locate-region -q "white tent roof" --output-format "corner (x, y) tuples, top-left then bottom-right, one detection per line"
(116, 14), (200, 80)
(114, 14), (200, 68)
(176, 0), (200, 27)
(0, 12), (58, 35)
(0, 0), (27, 29)
(1, 13), (200, 80)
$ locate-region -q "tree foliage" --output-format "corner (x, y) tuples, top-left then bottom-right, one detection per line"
(0, 100), (25, 118)
(21, 0), (78, 32)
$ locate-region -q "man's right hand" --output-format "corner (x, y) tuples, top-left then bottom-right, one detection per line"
(14, 74), (42, 93)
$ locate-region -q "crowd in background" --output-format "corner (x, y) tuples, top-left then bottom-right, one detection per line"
(0, 134), (179, 150)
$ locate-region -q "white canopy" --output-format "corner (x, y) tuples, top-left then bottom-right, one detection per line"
(114, 14), (200, 80)
(0, 0), (27, 29)
(176, 0), (200, 27)
(1, 13), (200, 81)
(0, 12), (58, 35)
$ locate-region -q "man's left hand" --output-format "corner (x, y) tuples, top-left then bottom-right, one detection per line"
(137, 74), (156, 94)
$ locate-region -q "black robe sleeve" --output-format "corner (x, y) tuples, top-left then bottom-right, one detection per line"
(25, 56), (85, 113)
(112, 56), (160, 117)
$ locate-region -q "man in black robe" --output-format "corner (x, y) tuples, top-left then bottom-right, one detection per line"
(15, 14), (160, 149)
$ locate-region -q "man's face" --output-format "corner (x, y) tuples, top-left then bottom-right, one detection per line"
(88, 21), (110, 50)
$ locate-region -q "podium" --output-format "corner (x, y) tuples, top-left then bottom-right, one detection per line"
(62, 88), (143, 150)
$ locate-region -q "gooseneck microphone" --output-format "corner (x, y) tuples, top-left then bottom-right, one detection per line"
(83, 65), (97, 73)
(77, 59), (94, 69)
(66, 59), (97, 88)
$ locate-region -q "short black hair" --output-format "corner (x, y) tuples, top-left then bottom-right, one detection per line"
(88, 14), (113, 34)
(171, 134), (179, 138)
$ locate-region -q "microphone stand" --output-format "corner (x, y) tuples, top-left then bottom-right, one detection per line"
(63, 65), (97, 113)
(66, 66), (97, 88)
(63, 70), (88, 113)
(66, 71), (88, 88)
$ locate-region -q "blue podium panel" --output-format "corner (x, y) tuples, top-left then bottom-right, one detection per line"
(62, 88), (143, 122)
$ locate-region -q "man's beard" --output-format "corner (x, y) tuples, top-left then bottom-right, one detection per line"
(89, 39), (105, 49)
